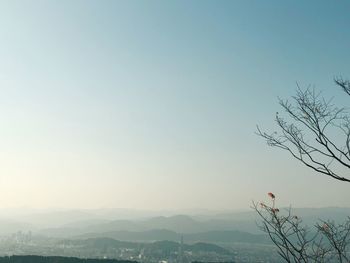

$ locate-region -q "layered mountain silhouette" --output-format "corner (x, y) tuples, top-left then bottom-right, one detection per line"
(0, 207), (348, 245)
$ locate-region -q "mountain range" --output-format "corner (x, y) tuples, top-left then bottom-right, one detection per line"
(0, 207), (348, 245)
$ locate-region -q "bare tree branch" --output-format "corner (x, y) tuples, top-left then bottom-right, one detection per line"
(253, 195), (350, 263)
(254, 78), (350, 262)
(257, 79), (350, 182)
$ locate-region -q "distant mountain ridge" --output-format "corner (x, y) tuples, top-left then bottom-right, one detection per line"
(0, 207), (348, 240)
(76, 229), (270, 244)
(38, 214), (248, 237)
(0, 255), (135, 263)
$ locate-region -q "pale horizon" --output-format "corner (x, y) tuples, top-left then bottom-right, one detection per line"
(0, 0), (350, 211)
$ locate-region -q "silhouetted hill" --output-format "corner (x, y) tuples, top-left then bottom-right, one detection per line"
(65, 238), (139, 249)
(1, 207), (348, 238)
(0, 255), (135, 263)
(39, 214), (244, 237)
(140, 215), (204, 233)
(77, 229), (178, 242)
(58, 238), (232, 256)
(39, 215), (202, 237)
(22, 210), (101, 228)
(185, 231), (269, 244)
(76, 229), (269, 244)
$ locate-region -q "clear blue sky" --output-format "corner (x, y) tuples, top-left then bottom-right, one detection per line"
(0, 0), (349, 210)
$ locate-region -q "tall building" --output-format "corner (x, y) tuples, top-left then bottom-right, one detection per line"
(178, 235), (184, 263)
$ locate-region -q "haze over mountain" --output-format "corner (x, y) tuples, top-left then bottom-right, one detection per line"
(1, 1), (349, 261)
(0, 207), (348, 242)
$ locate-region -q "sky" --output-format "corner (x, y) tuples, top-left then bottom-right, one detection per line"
(0, 0), (350, 211)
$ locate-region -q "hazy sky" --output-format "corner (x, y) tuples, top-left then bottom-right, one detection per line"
(0, 0), (350, 210)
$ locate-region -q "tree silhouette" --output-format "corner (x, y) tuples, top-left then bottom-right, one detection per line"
(255, 78), (350, 262)
(253, 194), (350, 262)
(257, 78), (350, 182)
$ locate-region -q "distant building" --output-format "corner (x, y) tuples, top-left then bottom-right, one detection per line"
(177, 235), (184, 263)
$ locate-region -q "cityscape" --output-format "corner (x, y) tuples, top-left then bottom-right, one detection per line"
(0, 0), (349, 262)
